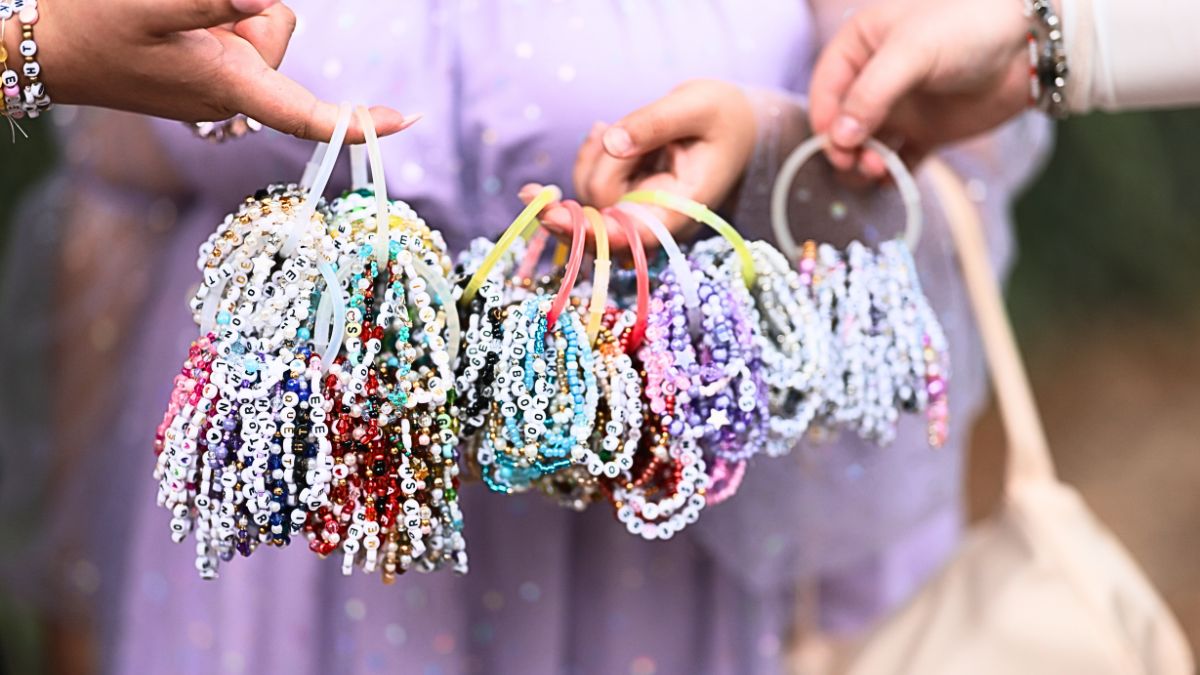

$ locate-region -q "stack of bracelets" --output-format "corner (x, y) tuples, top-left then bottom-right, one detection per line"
(1, 0), (52, 123)
(155, 109), (952, 578)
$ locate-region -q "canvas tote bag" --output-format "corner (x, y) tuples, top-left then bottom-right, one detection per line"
(844, 159), (1193, 674)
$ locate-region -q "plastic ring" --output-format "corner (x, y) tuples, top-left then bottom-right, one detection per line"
(769, 133), (922, 259)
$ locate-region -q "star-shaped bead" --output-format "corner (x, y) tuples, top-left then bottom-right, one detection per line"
(707, 408), (730, 430)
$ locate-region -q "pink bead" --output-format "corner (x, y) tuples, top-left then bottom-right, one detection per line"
(2, 86), (17, 98)
(19, 8), (38, 24)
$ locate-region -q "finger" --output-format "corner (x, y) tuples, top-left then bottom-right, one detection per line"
(225, 58), (415, 141)
(518, 183), (572, 231)
(832, 34), (931, 152)
(232, 3), (296, 69)
(809, 14), (872, 132)
(601, 82), (720, 160)
(582, 151), (641, 207)
(809, 14), (877, 170)
(573, 122), (608, 203)
(143, 0), (279, 35)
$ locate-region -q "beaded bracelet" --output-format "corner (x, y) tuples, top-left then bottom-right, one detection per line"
(1024, 0), (1068, 118)
(688, 238), (819, 457)
(0, 9), (24, 122)
(12, 0), (48, 118)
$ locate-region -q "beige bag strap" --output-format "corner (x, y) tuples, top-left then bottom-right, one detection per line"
(924, 159), (1057, 489)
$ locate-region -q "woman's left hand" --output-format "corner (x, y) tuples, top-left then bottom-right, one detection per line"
(520, 78), (757, 251)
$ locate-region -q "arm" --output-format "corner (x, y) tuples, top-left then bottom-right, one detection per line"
(0, 0), (410, 141)
(1065, 0), (1200, 112)
(809, 0), (1200, 175)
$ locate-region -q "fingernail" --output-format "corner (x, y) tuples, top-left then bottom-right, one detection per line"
(832, 115), (866, 147)
(399, 113), (424, 130)
(232, 0), (276, 13)
(602, 127), (634, 157)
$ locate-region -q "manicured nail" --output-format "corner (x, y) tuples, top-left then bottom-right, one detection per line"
(832, 115), (866, 147)
(399, 113), (424, 130)
(518, 184), (542, 202)
(602, 126), (634, 157)
(232, 0), (276, 14)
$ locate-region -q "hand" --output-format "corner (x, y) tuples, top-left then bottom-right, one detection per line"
(519, 79), (757, 251)
(808, 0), (1033, 177)
(4, 0), (415, 141)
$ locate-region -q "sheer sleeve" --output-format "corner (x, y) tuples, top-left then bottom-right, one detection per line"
(1062, 0), (1200, 113)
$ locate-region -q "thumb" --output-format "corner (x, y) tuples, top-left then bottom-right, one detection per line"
(830, 35), (931, 150)
(142, 0), (279, 35)
(601, 82), (720, 159)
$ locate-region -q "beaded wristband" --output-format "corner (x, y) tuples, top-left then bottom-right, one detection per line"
(1024, 0), (1068, 118)
(13, 0), (48, 118)
(0, 10), (23, 121)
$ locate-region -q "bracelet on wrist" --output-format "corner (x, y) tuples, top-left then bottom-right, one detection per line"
(1023, 0), (1069, 118)
(0, 0), (51, 124)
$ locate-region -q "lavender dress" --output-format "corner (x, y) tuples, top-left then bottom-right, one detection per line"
(0, 1), (1050, 673)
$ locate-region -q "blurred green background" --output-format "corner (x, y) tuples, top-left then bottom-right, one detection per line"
(2, 111), (1199, 673)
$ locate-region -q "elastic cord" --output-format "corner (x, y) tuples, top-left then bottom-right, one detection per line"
(350, 144), (368, 191)
(551, 242), (569, 268)
(547, 200), (587, 330)
(461, 185), (562, 304)
(300, 143), (328, 190)
(769, 133), (923, 258)
(411, 257), (462, 366)
(284, 103), (353, 256)
(582, 206), (611, 344)
(199, 276), (230, 336)
(313, 262), (355, 361)
(603, 207), (649, 351)
(621, 190), (757, 287)
(613, 202), (700, 310)
(515, 228), (550, 283)
(355, 106), (391, 270)
(318, 263), (347, 370)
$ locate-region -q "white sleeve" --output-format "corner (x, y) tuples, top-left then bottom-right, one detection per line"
(1062, 0), (1200, 113)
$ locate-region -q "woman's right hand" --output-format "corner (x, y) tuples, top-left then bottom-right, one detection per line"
(4, 0), (414, 141)
(809, 0), (1035, 176)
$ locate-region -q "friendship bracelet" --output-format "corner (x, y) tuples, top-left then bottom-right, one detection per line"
(1024, 0), (1068, 118)
(0, 10), (22, 121)
(13, 0), (48, 118)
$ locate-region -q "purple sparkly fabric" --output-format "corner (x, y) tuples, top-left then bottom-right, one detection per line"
(0, 1), (1053, 673)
